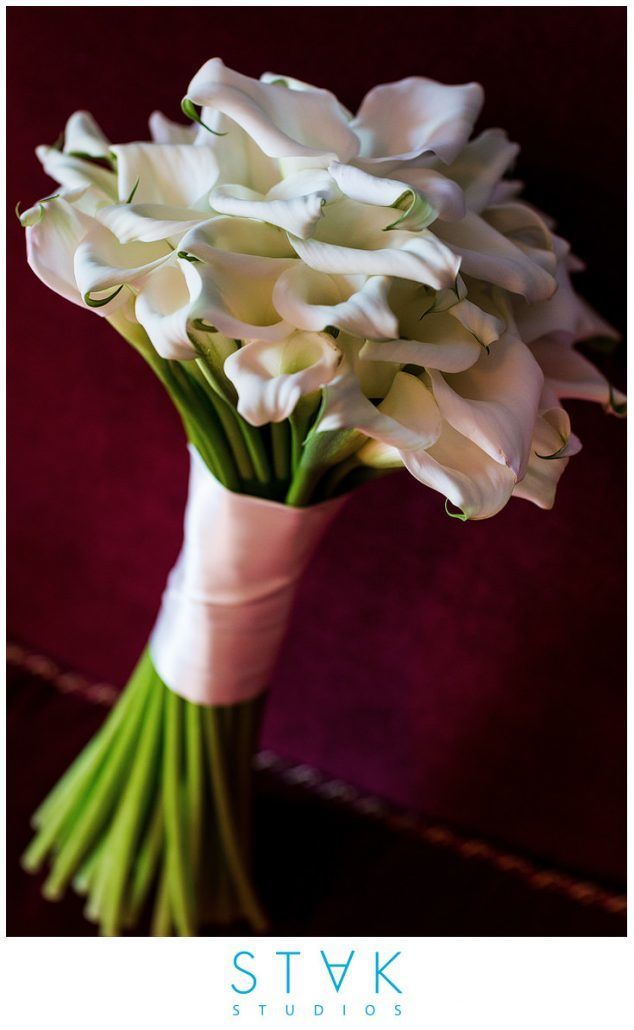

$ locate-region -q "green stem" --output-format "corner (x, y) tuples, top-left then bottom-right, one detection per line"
(163, 691), (196, 936)
(97, 676), (165, 935)
(271, 421), (291, 483)
(202, 707), (268, 932)
(40, 670), (153, 900)
(193, 361), (254, 484)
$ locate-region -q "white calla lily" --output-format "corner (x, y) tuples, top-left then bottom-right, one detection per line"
(442, 128), (519, 213)
(428, 333), (544, 477)
(63, 110), (111, 158)
(36, 145), (117, 198)
(360, 310), (483, 373)
(513, 405), (582, 509)
(353, 76), (484, 167)
(319, 370), (442, 452)
(403, 419), (517, 520)
(97, 203), (210, 245)
(149, 111), (197, 145)
(74, 224), (173, 309)
(225, 331), (342, 425)
(329, 161), (465, 226)
(25, 191), (97, 306)
(110, 143), (219, 206)
(135, 261), (196, 360)
(530, 337), (626, 412)
(435, 211), (556, 301)
(289, 198), (460, 290)
(186, 58), (360, 162)
(210, 168), (334, 239)
(273, 265), (398, 339)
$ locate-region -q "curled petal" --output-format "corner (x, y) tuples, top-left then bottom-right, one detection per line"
(435, 211), (556, 301)
(392, 168), (466, 221)
(273, 265), (398, 339)
(210, 170), (331, 238)
(224, 331), (342, 425)
(428, 334), (544, 478)
(25, 192), (96, 307)
(319, 370), (442, 452)
(328, 162), (438, 229)
(513, 406), (581, 509)
(289, 199), (460, 290)
(135, 261), (197, 360)
(353, 76), (484, 166)
(361, 310), (482, 373)
(403, 420), (517, 520)
(63, 110), (111, 158)
(36, 145), (117, 198)
(187, 58), (359, 161)
(184, 257), (294, 342)
(74, 224), (172, 307)
(447, 298), (506, 348)
(97, 203), (209, 244)
(530, 336), (626, 411)
(514, 258), (620, 344)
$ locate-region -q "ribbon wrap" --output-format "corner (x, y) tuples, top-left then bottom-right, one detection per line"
(150, 446), (343, 706)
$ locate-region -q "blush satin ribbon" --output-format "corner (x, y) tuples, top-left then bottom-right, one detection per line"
(150, 446), (344, 706)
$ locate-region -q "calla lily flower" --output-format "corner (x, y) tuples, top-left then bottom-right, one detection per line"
(21, 59), (623, 519)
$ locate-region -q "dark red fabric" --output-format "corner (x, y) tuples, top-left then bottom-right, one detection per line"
(7, 9), (626, 888)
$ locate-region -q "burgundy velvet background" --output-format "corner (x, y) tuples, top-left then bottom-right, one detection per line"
(7, 8), (626, 888)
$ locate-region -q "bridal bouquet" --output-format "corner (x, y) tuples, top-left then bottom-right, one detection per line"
(20, 59), (623, 935)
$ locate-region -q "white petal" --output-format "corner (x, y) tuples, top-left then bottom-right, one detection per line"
(181, 250), (294, 342)
(404, 420), (517, 520)
(25, 192), (96, 307)
(134, 261), (196, 360)
(353, 76), (484, 165)
(513, 406), (581, 509)
(273, 264), (398, 339)
(97, 202), (209, 244)
(435, 211), (556, 301)
(514, 258), (620, 344)
(393, 168), (466, 221)
(447, 298), (505, 347)
(187, 58), (359, 161)
(484, 202), (557, 277)
(74, 224), (173, 306)
(224, 331), (342, 425)
(319, 370), (441, 452)
(149, 111), (197, 144)
(290, 199), (460, 289)
(110, 143), (219, 206)
(428, 334), (544, 477)
(63, 111), (111, 157)
(210, 182), (326, 239)
(530, 337), (626, 410)
(361, 310), (482, 373)
(36, 145), (117, 198)
(443, 129), (519, 213)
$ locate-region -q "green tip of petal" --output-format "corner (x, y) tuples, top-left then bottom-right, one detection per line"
(177, 251), (201, 263)
(445, 498), (469, 521)
(83, 284), (124, 308)
(181, 97), (227, 136)
(125, 177), (140, 204)
(606, 384), (627, 417)
(191, 318), (218, 333)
